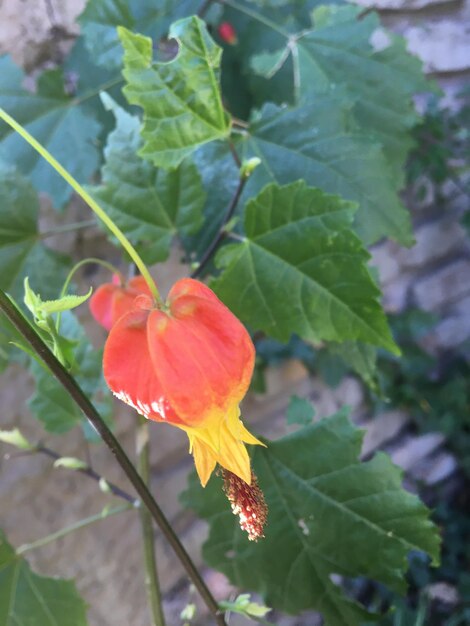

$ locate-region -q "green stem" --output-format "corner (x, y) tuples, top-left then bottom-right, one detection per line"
(17, 504), (133, 555)
(137, 418), (166, 626)
(191, 174), (248, 279)
(56, 257), (124, 332)
(0, 108), (161, 305)
(46, 317), (67, 365)
(0, 289), (226, 626)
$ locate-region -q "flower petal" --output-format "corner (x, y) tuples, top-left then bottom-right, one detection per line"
(146, 285), (254, 426)
(103, 308), (181, 424)
(191, 436), (217, 487)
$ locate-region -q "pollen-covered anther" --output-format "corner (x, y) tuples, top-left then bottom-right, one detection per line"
(222, 469), (268, 541)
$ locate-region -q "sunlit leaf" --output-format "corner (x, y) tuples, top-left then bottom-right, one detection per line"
(213, 181), (399, 354)
(119, 17), (231, 169)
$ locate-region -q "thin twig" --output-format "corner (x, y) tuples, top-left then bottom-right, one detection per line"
(137, 418), (166, 626)
(0, 290), (226, 626)
(191, 175), (248, 279)
(228, 140), (241, 167)
(37, 444), (137, 505)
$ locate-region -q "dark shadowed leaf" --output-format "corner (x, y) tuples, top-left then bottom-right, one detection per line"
(182, 411), (440, 625)
(88, 96), (205, 263)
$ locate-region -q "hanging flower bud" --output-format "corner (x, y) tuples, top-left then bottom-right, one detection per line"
(103, 278), (265, 487)
(89, 274), (151, 331)
(223, 469), (268, 541)
(218, 22), (238, 45)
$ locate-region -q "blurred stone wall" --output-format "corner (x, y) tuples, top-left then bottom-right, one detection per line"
(0, 1), (469, 625)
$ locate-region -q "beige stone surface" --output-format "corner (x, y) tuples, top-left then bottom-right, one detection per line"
(0, 0), (86, 69)
(412, 259), (470, 312)
(405, 21), (470, 73)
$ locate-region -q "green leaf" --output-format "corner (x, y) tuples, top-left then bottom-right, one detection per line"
(329, 341), (379, 391)
(250, 47), (290, 79)
(0, 530), (88, 625)
(182, 412), (440, 625)
(53, 456), (88, 470)
(286, 395), (315, 426)
(24, 278), (92, 317)
(0, 162), (68, 301)
(78, 0), (135, 69)
(294, 6), (433, 182)
(219, 593), (271, 618)
(41, 288), (93, 314)
(0, 57), (102, 208)
(88, 96), (205, 263)
(119, 17), (231, 169)
(239, 95), (413, 246)
(28, 312), (113, 438)
(0, 163), (68, 366)
(212, 181), (399, 354)
(249, 6), (434, 184)
(0, 428), (34, 451)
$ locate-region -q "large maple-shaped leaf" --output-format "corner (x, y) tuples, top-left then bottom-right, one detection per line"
(182, 412), (440, 625)
(0, 162), (68, 300)
(0, 57), (102, 208)
(295, 6), (432, 183)
(238, 95), (413, 246)
(212, 181), (399, 354)
(250, 5), (433, 183)
(0, 531), (88, 625)
(119, 17), (231, 169)
(89, 97), (205, 263)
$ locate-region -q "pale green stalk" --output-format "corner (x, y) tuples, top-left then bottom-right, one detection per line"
(17, 504), (133, 554)
(56, 257), (123, 332)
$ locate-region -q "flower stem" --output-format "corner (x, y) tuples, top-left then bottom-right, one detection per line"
(191, 174), (248, 279)
(17, 504), (133, 555)
(0, 108), (161, 305)
(56, 257), (124, 332)
(0, 289), (226, 626)
(137, 418), (166, 626)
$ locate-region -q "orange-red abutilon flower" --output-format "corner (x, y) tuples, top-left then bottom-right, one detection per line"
(90, 274), (151, 331)
(102, 278), (264, 487)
